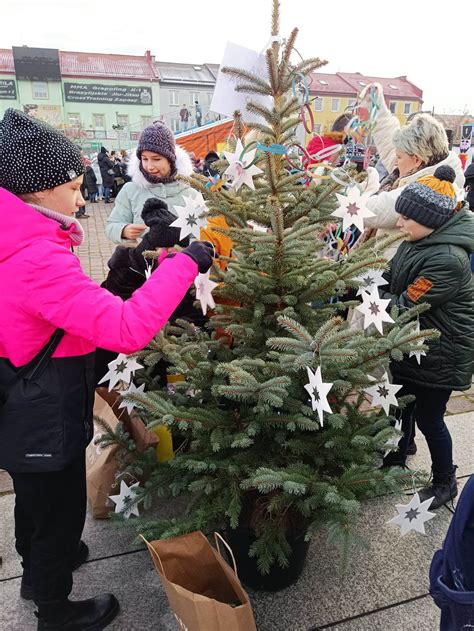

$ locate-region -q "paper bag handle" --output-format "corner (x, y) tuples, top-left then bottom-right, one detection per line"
(139, 534), (166, 577)
(214, 532), (238, 578)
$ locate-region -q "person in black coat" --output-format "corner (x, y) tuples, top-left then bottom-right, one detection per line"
(84, 159), (98, 202)
(97, 147), (115, 203)
(464, 161), (474, 211)
(96, 198), (208, 385)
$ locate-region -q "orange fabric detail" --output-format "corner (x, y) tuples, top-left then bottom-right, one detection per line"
(407, 277), (433, 302)
(200, 216), (233, 271)
(416, 175), (456, 199)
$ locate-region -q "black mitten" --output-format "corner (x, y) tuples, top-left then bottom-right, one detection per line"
(181, 241), (214, 274)
(139, 198), (190, 249)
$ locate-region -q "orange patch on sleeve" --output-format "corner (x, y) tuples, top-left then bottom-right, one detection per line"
(407, 277), (433, 302)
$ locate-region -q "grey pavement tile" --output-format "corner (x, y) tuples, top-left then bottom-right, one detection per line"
(0, 551), (171, 631)
(249, 493), (452, 631)
(317, 595), (440, 631)
(407, 411), (474, 478)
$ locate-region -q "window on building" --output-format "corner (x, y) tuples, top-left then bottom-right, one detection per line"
(314, 123), (322, 133)
(169, 91), (180, 106)
(95, 130), (106, 139)
(116, 114), (129, 128)
(190, 92), (200, 104)
(207, 92), (213, 105)
(32, 81), (48, 99)
(348, 99), (356, 108)
(141, 115), (152, 129)
(314, 97), (324, 112)
(68, 113), (81, 128)
(357, 81), (366, 87)
(318, 80), (328, 85)
(93, 114), (105, 129)
(331, 98), (340, 112)
(389, 84), (399, 90)
(404, 102), (411, 115)
(170, 118), (180, 132)
(389, 102), (397, 114)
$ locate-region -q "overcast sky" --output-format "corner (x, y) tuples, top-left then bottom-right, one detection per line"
(4, 0), (472, 114)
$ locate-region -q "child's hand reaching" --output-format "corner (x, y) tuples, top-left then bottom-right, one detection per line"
(122, 223), (146, 240)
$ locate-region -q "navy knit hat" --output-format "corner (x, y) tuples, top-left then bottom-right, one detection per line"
(0, 108), (84, 195)
(137, 122), (176, 175)
(395, 165), (457, 229)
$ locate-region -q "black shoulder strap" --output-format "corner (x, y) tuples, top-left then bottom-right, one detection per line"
(0, 329), (65, 404)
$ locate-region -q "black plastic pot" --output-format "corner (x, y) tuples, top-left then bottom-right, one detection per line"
(224, 527), (310, 592)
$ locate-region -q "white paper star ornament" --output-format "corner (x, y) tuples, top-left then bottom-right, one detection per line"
(98, 354), (144, 391)
(355, 287), (394, 334)
(384, 417), (403, 458)
(387, 492), (436, 536)
(194, 271), (218, 315)
(118, 382), (146, 415)
(109, 480), (141, 518)
(409, 321), (427, 365)
(170, 195), (208, 240)
(304, 366), (333, 426)
(224, 139), (263, 191)
(363, 372), (402, 415)
(331, 187), (375, 231)
(354, 268), (388, 297)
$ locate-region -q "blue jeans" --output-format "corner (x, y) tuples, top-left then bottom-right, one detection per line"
(89, 192), (98, 202)
(383, 384), (453, 474)
(102, 185), (111, 200)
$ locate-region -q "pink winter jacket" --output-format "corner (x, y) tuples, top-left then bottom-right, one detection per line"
(0, 187), (198, 367)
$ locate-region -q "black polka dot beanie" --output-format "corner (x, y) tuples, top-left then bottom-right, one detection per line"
(0, 108), (85, 195)
(395, 165), (457, 229)
(136, 122), (177, 175)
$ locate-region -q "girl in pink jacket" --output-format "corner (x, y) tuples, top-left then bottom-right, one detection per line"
(0, 108), (213, 631)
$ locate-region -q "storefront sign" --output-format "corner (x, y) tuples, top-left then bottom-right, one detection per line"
(0, 79), (17, 100)
(64, 82), (153, 105)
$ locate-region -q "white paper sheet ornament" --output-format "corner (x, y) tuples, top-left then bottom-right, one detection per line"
(355, 287), (394, 334)
(118, 382), (146, 415)
(363, 372), (402, 414)
(170, 195), (208, 240)
(108, 480), (141, 518)
(194, 271), (218, 315)
(384, 417), (403, 458)
(224, 139), (263, 191)
(354, 268), (388, 297)
(409, 320), (427, 365)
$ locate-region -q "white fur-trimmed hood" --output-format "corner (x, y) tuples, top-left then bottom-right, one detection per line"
(127, 144), (194, 189)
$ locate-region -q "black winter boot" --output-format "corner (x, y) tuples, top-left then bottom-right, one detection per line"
(36, 593), (119, 631)
(21, 541), (90, 601)
(418, 470), (458, 509)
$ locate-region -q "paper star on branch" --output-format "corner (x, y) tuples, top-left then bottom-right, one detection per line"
(355, 286), (394, 334)
(409, 320), (427, 365)
(354, 268), (388, 297)
(304, 366), (333, 426)
(98, 353), (144, 391)
(109, 480), (141, 519)
(387, 492), (436, 536)
(170, 194), (208, 240)
(331, 186), (375, 231)
(194, 271), (218, 315)
(364, 372), (402, 414)
(384, 417), (403, 458)
(224, 139), (263, 191)
(118, 382), (146, 415)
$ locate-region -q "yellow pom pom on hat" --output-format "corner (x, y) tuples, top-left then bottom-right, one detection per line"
(395, 165), (457, 229)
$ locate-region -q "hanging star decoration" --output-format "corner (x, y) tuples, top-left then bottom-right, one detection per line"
(98, 353), (144, 391)
(387, 492), (436, 536)
(354, 268), (388, 297)
(363, 372), (402, 414)
(409, 320), (427, 365)
(355, 286), (394, 334)
(331, 186), (375, 232)
(118, 382), (146, 415)
(170, 194), (208, 240)
(384, 417), (403, 458)
(224, 139), (263, 191)
(194, 271), (218, 315)
(108, 480), (141, 519)
(304, 366), (333, 426)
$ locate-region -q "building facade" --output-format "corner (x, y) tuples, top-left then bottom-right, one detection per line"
(309, 71), (423, 134)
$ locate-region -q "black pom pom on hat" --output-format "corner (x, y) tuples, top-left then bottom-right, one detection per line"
(434, 165), (456, 183)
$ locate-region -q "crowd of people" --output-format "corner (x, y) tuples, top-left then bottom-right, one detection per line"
(0, 79), (473, 629)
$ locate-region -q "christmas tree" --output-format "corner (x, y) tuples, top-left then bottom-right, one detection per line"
(103, 0), (434, 578)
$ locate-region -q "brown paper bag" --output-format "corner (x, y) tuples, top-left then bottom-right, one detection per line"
(86, 388), (157, 518)
(143, 531), (257, 631)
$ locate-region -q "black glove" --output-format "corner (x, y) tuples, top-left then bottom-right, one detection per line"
(139, 198), (190, 250)
(181, 241), (214, 274)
